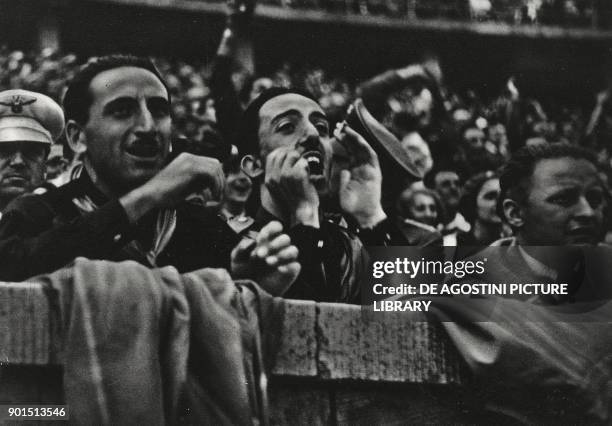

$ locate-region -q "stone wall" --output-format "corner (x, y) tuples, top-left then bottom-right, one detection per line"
(0, 283), (493, 424)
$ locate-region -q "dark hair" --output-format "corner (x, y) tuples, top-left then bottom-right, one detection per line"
(223, 152), (243, 175)
(63, 54), (169, 125)
(235, 87), (318, 157)
(235, 87), (318, 216)
(423, 166), (462, 189)
(498, 143), (598, 221)
(459, 170), (499, 224)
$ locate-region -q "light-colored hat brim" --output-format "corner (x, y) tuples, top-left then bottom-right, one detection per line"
(0, 117), (52, 144)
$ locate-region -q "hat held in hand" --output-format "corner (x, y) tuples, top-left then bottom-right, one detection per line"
(0, 89), (65, 145)
(344, 98), (422, 181)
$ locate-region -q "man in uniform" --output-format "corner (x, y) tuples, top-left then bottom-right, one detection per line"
(0, 55), (299, 295)
(0, 89), (64, 213)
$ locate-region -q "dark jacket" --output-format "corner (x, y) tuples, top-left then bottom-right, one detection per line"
(250, 208), (431, 304)
(251, 209), (365, 304)
(0, 171), (240, 281)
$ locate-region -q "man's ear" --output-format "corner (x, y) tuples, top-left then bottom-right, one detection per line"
(65, 120), (87, 155)
(502, 198), (524, 228)
(241, 155), (264, 179)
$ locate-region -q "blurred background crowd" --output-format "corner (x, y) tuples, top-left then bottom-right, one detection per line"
(1, 41), (610, 246)
(2, 0), (612, 248)
(257, 0), (599, 25)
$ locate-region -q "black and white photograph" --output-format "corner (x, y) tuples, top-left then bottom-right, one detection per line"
(1, 0), (612, 424)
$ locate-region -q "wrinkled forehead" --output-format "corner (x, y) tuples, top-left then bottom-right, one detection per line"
(530, 157), (600, 190)
(89, 66), (169, 104)
(258, 93), (325, 126)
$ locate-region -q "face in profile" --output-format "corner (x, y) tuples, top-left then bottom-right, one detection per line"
(516, 157), (605, 245)
(257, 93), (331, 194)
(0, 142), (47, 202)
(75, 66), (171, 193)
(476, 178), (501, 225)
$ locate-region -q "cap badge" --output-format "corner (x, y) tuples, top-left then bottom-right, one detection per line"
(0, 94), (37, 113)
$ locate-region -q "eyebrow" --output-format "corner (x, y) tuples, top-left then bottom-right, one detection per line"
(270, 109), (301, 127)
(103, 96), (169, 114)
(270, 109), (329, 127)
(102, 97), (134, 114)
(310, 110), (329, 124)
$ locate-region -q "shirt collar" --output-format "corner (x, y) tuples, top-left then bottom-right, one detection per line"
(444, 213), (471, 234)
(74, 168), (111, 206)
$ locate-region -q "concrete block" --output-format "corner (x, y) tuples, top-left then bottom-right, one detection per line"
(0, 283), (51, 365)
(272, 299), (317, 377)
(316, 303), (465, 384)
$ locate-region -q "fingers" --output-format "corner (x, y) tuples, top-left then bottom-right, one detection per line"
(339, 169), (351, 192)
(253, 221), (300, 267)
(179, 153), (225, 198)
(263, 233), (291, 254)
(194, 156), (224, 200)
(160, 153), (226, 202)
(259, 261), (301, 296)
(255, 220), (284, 257)
(279, 149), (306, 175)
(266, 148), (289, 182)
(277, 261), (301, 278)
(344, 125), (377, 160)
(264, 244), (298, 267)
(231, 237), (257, 263)
(265, 148), (311, 201)
(265, 148), (306, 186)
(336, 124), (378, 167)
(292, 157), (310, 178)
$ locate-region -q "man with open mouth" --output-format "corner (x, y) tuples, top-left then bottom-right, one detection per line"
(0, 55), (300, 297)
(0, 89), (64, 214)
(238, 88), (397, 303)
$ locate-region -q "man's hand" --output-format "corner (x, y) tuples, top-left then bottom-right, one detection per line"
(334, 125), (386, 228)
(506, 77), (519, 102)
(597, 89), (610, 106)
(226, 0), (256, 33)
(264, 147), (320, 228)
(231, 221), (301, 296)
(119, 153), (224, 223)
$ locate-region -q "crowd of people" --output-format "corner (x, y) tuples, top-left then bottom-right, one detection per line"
(227, 0), (596, 25)
(0, 0), (611, 305)
(2, 0), (612, 422)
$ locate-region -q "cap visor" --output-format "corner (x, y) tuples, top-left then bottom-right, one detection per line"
(0, 117), (52, 144)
